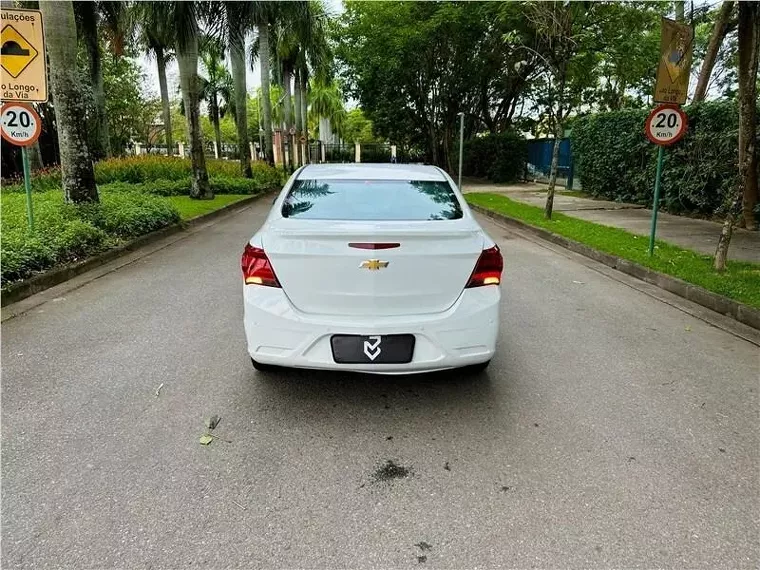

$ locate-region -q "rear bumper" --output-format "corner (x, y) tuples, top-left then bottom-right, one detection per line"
(243, 286), (500, 374)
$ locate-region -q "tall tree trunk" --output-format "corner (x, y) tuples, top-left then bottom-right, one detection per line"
(545, 118), (563, 220)
(40, 0), (98, 203)
(282, 68), (293, 169)
(177, 34), (212, 200)
(28, 141), (43, 170)
(211, 94), (223, 160)
(301, 71), (309, 161)
(258, 23), (274, 165)
(155, 46), (173, 155)
(738, 1), (759, 230)
(714, 1), (759, 269)
(78, 1), (111, 159)
(229, 25), (251, 177)
(545, 63), (567, 220)
(694, 1), (735, 103)
(294, 68), (303, 167)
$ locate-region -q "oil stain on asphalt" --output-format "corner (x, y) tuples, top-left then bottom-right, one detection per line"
(371, 460), (413, 483)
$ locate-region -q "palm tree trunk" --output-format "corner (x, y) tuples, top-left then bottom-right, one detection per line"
(155, 46), (174, 155)
(78, 1), (111, 159)
(694, 1), (735, 103)
(294, 69), (303, 167)
(40, 0), (98, 203)
(282, 68), (294, 169)
(301, 71), (309, 161)
(177, 33), (212, 199)
(229, 26), (251, 177)
(211, 93), (223, 160)
(258, 23), (274, 165)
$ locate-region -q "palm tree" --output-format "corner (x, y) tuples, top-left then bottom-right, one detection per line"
(199, 37), (233, 160)
(143, 2), (212, 199)
(40, 0), (98, 203)
(224, 1), (253, 177)
(136, 8), (175, 156)
(294, 0), (331, 158)
(74, 1), (117, 159)
(309, 78), (346, 144)
(252, 3), (281, 165)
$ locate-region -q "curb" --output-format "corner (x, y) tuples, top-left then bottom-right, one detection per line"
(1, 193), (268, 308)
(470, 203), (760, 331)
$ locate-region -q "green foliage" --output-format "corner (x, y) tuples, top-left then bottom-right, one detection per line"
(1, 190), (180, 286)
(103, 52), (162, 154)
(75, 192), (181, 239)
(463, 131), (527, 183)
(93, 156), (282, 185)
(572, 101), (758, 215)
(467, 192), (760, 309)
(341, 109), (380, 143)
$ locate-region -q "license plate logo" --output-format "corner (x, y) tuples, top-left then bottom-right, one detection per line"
(363, 335), (382, 360)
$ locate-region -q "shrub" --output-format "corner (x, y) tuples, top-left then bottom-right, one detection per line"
(93, 156), (282, 184)
(76, 192), (180, 239)
(462, 130), (527, 183)
(2, 157), (285, 195)
(1, 190), (180, 286)
(571, 100), (760, 216)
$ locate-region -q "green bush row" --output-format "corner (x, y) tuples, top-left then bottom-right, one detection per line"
(2, 157), (285, 194)
(571, 100), (760, 216)
(462, 130), (527, 183)
(99, 176), (270, 197)
(1, 191), (180, 286)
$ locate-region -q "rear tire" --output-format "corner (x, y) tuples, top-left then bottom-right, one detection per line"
(251, 357), (275, 373)
(464, 359), (491, 374)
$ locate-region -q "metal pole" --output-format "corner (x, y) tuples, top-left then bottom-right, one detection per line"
(21, 146), (34, 232)
(648, 145), (665, 256)
(457, 112), (464, 191)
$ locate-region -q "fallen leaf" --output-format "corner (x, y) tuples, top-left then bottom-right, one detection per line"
(685, 326), (691, 332)
(199, 434), (213, 445)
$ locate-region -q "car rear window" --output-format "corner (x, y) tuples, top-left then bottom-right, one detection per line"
(281, 179), (463, 221)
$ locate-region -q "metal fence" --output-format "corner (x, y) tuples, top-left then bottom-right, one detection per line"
(525, 137), (578, 189)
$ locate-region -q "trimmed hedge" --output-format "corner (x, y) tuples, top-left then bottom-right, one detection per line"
(572, 100), (760, 216)
(1, 157), (285, 195)
(1, 191), (180, 286)
(462, 130), (527, 183)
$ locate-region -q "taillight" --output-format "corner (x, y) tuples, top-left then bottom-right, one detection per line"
(465, 246), (503, 288)
(242, 244), (280, 287)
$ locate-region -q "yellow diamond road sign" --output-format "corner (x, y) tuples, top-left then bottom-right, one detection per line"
(0, 8), (48, 103)
(1, 24), (39, 78)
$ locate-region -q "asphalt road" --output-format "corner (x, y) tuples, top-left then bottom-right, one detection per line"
(2, 197), (758, 569)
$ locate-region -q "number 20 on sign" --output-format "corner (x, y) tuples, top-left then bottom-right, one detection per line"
(645, 103), (688, 256)
(2, 102), (43, 231)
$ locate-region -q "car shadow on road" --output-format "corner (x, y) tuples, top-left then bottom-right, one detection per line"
(241, 364), (514, 440)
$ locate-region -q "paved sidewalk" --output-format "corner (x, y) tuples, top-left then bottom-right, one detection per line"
(463, 180), (760, 263)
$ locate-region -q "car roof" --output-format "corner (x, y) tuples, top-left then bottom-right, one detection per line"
(297, 163), (448, 182)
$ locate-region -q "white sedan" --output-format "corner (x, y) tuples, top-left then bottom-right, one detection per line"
(242, 163), (502, 374)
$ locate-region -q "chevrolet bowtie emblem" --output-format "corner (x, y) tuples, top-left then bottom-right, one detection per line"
(360, 259), (389, 270)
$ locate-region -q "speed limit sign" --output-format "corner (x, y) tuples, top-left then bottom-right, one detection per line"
(645, 104), (687, 146)
(1, 103), (42, 147)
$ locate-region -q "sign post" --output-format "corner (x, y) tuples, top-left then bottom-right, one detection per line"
(2, 7), (48, 231)
(644, 104), (688, 255)
(1, 102), (43, 231)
